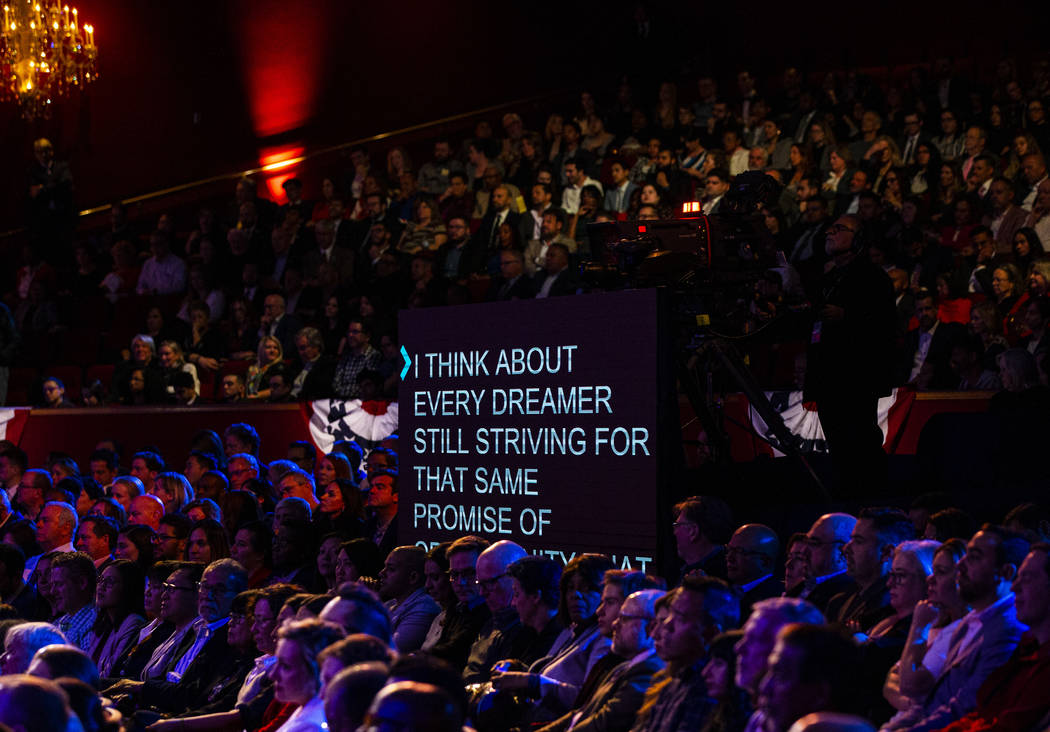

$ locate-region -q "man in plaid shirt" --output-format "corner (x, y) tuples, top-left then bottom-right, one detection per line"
(633, 577), (739, 732)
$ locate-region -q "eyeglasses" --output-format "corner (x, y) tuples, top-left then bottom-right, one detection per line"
(97, 577), (121, 588)
(826, 225), (857, 235)
(477, 573), (507, 591)
(152, 533), (178, 544)
(671, 520), (694, 529)
(162, 583), (196, 593)
(199, 582), (236, 596)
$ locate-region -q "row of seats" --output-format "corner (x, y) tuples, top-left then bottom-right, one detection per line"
(7, 359), (258, 407)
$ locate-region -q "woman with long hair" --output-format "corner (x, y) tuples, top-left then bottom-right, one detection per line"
(1013, 227), (1046, 275)
(932, 162), (965, 225)
(187, 519), (230, 564)
(151, 472), (194, 515)
(335, 538), (383, 589)
(783, 144), (814, 194)
(115, 525), (156, 573)
(246, 335), (283, 401)
(315, 534), (343, 592)
(316, 477), (365, 540)
(88, 559), (146, 677)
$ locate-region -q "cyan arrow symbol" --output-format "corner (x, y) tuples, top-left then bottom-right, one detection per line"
(400, 346), (412, 380)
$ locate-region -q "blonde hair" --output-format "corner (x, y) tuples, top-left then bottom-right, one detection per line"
(257, 336), (283, 366)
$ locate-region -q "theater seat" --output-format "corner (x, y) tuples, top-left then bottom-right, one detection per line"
(84, 364), (116, 396)
(6, 367), (38, 406)
(56, 331), (101, 366)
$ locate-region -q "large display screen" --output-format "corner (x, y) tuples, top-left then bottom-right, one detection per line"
(398, 289), (667, 570)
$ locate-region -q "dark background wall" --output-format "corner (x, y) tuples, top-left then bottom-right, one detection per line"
(0, 0), (1040, 233)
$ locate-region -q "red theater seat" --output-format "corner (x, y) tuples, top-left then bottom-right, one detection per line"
(85, 364), (116, 395)
(7, 367), (38, 406)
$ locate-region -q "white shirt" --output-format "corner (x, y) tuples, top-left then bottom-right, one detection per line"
(275, 695), (327, 732)
(24, 540), (74, 581)
(561, 177), (603, 214)
(168, 615), (230, 682)
(237, 653), (277, 705)
(729, 148), (749, 177)
(910, 321), (940, 382)
(1022, 175), (1047, 211)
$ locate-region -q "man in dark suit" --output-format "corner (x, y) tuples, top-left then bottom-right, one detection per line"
(538, 589), (665, 732)
(472, 185), (522, 264)
(727, 524), (784, 620)
(898, 111), (932, 167)
(899, 290), (967, 389)
(438, 217), (483, 281)
(290, 327), (337, 401)
(112, 559), (249, 716)
(259, 293), (302, 356)
(488, 249), (535, 301)
(804, 214), (896, 495)
(532, 243), (579, 298)
(791, 513), (857, 615)
(303, 219), (354, 286)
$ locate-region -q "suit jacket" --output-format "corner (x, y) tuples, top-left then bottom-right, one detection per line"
(800, 572), (856, 617)
(524, 235), (578, 276)
(532, 268), (580, 298)
(473, 209), (523, 253)
(739, 575), (785, 621)
(885, 594), (1025, 732)
(292, 355), (337, 401)
(900, 321), (967, 389)
(488, 274), (536, 302)
(266, 313), (303, 357)
(107, 620), (175, 682)
(603, 182), (638, 213)
(138, 623), (247, 714)
(303, 246), (354, 286)
(539, 651), (665, 732)
(983, 206), (1028, 255)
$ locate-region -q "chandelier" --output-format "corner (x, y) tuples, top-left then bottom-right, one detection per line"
(0, 0), (97, 119)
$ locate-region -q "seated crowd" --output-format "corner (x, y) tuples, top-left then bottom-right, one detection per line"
(10, 56), (1050, 406)
(0, 426), (1049, 732)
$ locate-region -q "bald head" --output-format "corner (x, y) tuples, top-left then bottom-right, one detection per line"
(475, 540), (527, 613)
(727, 523), (780, 585)
(366, 681), (461, 732)
(477, 540), (527, 574)
(805, 513), (856, 580)
(612, 589), (664, 657)
(128, 494), (164, 530)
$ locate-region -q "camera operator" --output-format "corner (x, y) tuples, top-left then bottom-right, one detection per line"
(803, 214), (896, 496)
